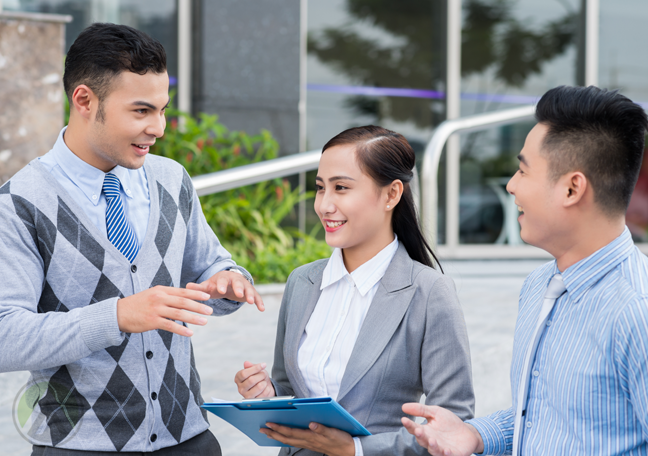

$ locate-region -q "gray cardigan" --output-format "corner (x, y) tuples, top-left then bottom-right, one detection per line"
(0, 156), (250, 452)
(271, 244), (475, 456)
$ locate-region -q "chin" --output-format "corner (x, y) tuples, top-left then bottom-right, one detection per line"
(122, 157), (147, 170)
(324, 233), (348, 250)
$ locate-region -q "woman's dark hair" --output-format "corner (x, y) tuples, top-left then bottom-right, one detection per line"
(64, 23), (167, 121)
(322, 125), (442, 271)
(536, 85), (648, 215)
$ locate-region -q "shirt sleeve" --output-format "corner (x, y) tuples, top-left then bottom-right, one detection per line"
(466, 407), (515, 456)
(179, 174), (252, 315)
(613, 299), (648, 437)
(353, 437), (364, 456)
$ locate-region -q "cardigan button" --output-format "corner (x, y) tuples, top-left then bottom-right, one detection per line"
(146, 351), (153, 359)
(150, 434), (157, 442)
(151, 392), (158, 400)
(131, 264), (137, 273)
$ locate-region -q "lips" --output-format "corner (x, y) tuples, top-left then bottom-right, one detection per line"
(131, 143), (152, 156)
(324, 219), (347, 232)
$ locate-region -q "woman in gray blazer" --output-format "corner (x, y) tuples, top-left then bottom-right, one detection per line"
(235, 126), (474, 456)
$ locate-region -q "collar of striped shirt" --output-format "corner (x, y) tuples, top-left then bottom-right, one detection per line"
(48, 127), (135, 205)
(555, 226), (635, 303)
(320, 235), (399, 296)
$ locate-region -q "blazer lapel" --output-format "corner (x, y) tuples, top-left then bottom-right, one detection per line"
(336, 244), (416, 402)
(283, 261), (327, 398)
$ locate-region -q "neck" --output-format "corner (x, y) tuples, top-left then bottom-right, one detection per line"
(341, 231), (395, 273)
(551, 215), (625, 272)
(64, 118), (112, 172)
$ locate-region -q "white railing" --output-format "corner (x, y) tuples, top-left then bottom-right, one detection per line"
(192, 151), (321, 196)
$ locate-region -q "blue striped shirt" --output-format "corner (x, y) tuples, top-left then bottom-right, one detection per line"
(468, 227), (648, 455)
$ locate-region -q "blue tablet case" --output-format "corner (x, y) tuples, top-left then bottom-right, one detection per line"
(201, 396), (371, 447)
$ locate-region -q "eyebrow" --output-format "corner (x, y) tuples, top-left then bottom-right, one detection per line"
(131, 97), (171, 111)
(315, 175), (356, 182)
(517, 154), (529, 166)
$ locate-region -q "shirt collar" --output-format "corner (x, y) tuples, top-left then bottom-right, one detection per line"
(52, 127), (134, 206)
(321, 236), (400, 296)
(554, 227), (635, 303)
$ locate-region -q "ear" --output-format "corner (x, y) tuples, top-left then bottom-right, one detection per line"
(71, 84), (98, 121)
(385, 179), (404, 212)
(562, 171), (588, 208)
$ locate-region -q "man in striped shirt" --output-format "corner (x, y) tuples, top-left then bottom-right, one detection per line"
(401, 85), (648, 455)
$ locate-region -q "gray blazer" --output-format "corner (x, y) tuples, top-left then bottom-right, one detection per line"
(270, 244), (475, 456)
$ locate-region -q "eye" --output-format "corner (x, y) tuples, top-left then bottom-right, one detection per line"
(136, 109), (148, 114)
(315, 184), (323, 191)
(335, 184), (348, 191)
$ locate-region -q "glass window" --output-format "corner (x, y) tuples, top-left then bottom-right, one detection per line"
(4, 0), (178, 85)
(457, 0), (581, 244)
(306, 0), (447, 151)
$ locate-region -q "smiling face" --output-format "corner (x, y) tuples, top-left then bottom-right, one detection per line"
(506, 123), (569, 250)
(314, 144), (395, 268)
(84, 70), (169, 172)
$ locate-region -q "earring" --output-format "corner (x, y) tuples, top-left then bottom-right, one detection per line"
(387, 205), (390, 209)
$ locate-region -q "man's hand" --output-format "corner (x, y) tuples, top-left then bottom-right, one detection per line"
(401, 403), (484, 456)
(186, 270), (265, 311)
(261, 422), (355, 456)
(235, 361), (276, 398)
(117, 286), (213, 337)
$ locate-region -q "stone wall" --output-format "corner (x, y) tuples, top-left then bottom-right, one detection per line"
(0, 11), (71, 184)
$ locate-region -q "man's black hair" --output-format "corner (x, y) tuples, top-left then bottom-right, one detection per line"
(535, 85), (648, 216)
(63, 23), (167, 121)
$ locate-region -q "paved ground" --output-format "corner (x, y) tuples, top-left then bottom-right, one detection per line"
(0, 259), (548, 455)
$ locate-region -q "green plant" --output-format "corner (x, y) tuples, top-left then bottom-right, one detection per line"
(151, 104), (331, 283)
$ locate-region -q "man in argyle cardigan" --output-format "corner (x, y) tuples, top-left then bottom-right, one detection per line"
(0, 23), (264, 455)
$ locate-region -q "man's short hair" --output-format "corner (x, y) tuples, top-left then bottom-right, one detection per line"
(63, 23), (167, 120)
(536, 85), (648, 216)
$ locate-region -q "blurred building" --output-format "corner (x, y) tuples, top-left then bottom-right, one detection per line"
(6, 0), (648, 254)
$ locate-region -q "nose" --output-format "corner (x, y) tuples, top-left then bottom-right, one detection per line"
(147, 112), (166, 138)
(316, 188), (336, 216)
(506, 171), (518, 195)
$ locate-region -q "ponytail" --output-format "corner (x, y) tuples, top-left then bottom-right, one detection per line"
(392, 184), (442, 271)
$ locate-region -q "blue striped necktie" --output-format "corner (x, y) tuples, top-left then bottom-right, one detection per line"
(102, 173), (139, 263)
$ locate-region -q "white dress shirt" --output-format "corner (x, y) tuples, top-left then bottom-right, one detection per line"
(38, 127), (151, 247)
(297, 236), (399, 456)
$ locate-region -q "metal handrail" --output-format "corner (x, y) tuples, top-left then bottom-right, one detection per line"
(192, 150), (321, 196)
(421, 105), (537, 247)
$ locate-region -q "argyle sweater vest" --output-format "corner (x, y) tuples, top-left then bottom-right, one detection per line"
(0, 155), (247, 452)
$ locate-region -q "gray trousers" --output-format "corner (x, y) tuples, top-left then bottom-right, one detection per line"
(31, 430), (221, 456)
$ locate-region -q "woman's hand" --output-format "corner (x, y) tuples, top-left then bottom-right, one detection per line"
(234, 361), (276, 398)
(260, 422), (356, 456)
